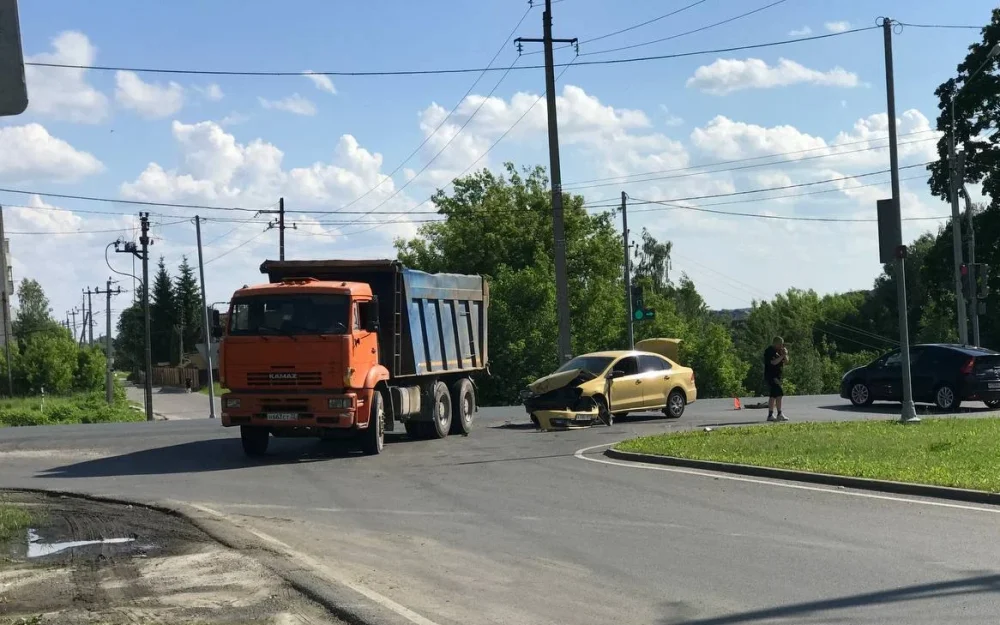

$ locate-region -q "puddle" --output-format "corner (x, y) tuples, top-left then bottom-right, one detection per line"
(27, 528), (135, 558)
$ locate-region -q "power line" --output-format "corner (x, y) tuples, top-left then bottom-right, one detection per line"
(581, 0), (791, 56)
(896, 22), (982, 30)
(204, 228), (270, 265)
(7, 219), (188, 235)
(629, 194), (946, 223)
(332, 4), (535, 215)
(22, 26), (875, 77)
(581, 0), (713, 44)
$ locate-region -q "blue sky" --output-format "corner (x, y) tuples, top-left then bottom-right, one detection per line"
(2, 0), (998, 337)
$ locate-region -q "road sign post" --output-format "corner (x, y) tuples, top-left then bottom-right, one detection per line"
(0, 0), (28, 117)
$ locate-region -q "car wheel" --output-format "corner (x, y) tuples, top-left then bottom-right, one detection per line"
(985, 400), (1000, 409)
(240, 426), (269, 457)
(934, 384), (961, 411)
(361, 389), (385, 455)
(849, 382), (874, 407)
(665, 390), (685, 419)
(530, 413), (540, 428)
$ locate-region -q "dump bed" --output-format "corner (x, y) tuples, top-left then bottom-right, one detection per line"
(260, 260), (488, 379)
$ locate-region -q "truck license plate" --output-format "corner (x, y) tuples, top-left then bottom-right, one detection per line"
(989, 382), (1000, 390)
(266, 413), (298, 421)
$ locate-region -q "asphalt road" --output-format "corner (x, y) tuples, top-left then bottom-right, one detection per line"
(2, 395), (999, 625)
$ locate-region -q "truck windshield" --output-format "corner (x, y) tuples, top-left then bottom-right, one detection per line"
(229, 293), (350, 336)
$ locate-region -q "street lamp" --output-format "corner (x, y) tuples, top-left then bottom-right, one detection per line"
(948, 41), (1000, 347)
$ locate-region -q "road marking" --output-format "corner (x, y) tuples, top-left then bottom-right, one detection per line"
(574, 443), (1000, 515)
(193, 502), (475, 517)
(189, 503), (444, 625)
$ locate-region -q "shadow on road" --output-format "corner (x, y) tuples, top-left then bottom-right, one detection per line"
(659, 573), (1000, 624)
(37, 434), (409, 478)
(819, 402), (995, 416)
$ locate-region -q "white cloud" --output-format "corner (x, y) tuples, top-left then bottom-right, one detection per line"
(258, 94), (317, 116)
(825, 21), (851, 33)
(304, 72), (337, 95)
(23, 31), (109, 123)
(0, 123), (104, 182)
(788, 26), (812, 36)
(687, 58), (860, 95)
(115, 71), (185, 118)
(660, 105), (684, 127)
(194, 84), (225, 101)
(220, 112), (250, 126)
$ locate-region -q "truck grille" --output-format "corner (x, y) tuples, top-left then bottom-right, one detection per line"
(247, 371), (322, 387)
(259, 398), (311, 413)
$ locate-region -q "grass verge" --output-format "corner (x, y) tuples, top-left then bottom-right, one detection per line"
(0, 503), (33, 542)
(198, 381), (228, 396)
(616, 418), (1000, 493)
(0, 392), (143, 427)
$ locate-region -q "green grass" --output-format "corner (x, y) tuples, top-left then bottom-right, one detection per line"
(0, 503), (33, 542)
(0, 392), (143, 427)
(616, 418), (1000, 493)
(199, 382), (228, 396)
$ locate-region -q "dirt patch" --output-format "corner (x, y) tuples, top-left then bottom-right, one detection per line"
(0, 491), (342, 624)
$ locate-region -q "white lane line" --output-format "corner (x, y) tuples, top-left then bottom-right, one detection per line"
(575, 443), (1000, 515)
(189, 503), (444, 625)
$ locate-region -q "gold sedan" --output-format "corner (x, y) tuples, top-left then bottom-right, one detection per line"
(520, 339), (697, 430)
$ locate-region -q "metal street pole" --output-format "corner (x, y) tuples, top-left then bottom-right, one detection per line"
(962, 187), (981, 346)
(622, 192), (634, 349)
(947, 101), (969, 345)
(882, 17), (918, 423)
(194, 216), (217, 418)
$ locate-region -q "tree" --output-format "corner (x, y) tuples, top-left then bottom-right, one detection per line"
(149, 257), (176, 364)
(632, 227), (672, 293)
(12, 278), (60, 346)
(174, 257), (202, 360)
(19, 331), (77, 394)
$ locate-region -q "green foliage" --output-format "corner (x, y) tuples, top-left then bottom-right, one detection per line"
(0, 386), (139, 427)
(150, 257), (177, 364)
(175, 257), (202, 359)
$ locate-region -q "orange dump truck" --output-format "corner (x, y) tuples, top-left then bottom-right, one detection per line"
(218, 260), (489, 456)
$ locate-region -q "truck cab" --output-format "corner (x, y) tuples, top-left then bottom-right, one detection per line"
(219, 260), (488, 458)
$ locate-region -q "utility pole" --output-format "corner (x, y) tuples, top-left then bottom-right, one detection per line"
(259, 198), (293, 261)
(962, 185), (981, 346)
(881, 17), (918, 424)
(622, 192), (634, 349)
(195, 216), (217, 418)
(69, 308), (78, 343)
(85, 287), (94, 346)
(114, 231), (151, 420)
(95, 279), (122, 404)
(947, 104), (969, 345)
(0, 205), (12, 396)
(516, 0), (578, 364)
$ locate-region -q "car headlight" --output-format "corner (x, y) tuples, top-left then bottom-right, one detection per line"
(519, 389), (533, 401)
(224, 397), (241, 408)
(328, 397), (352, 409)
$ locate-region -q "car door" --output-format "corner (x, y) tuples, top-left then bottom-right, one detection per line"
(909, 346), (941, 402)
(637, 354), (672, 410)
(870, 348), (925, 401)
(866, 350), (899, 400)
(608, 356), (642, 412)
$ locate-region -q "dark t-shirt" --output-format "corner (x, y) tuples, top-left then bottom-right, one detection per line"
(763, 346), (784, 380)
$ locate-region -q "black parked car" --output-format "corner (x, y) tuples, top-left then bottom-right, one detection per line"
(840, 344), (1000, 411)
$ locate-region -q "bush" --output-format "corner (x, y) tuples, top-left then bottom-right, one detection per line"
(0, 389), (141, 428)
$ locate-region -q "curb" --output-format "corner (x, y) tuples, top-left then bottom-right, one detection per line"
(604, 448), (1000, 507)
(4, 487), (412, 625)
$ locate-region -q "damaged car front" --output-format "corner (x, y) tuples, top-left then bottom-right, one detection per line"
(520, 355), (613, 430)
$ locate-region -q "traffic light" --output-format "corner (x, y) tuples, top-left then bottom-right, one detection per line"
(961, 264), (971, 299)
(629, 285), (655, 322)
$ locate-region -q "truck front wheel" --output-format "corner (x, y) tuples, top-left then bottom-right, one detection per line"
(361, 389), (386, 455)
(429, 381), (452, 439)
(450, 378), (474, 435)
(240, 426), (269, 457)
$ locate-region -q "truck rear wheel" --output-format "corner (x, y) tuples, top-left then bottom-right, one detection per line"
(241, 426), (269, 457)
(450, 378), (474, 435)
(428, 381), (452, 439)
(361, 389), (386, 455)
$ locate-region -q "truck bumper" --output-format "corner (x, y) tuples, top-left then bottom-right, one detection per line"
(220, 390), (370, 429)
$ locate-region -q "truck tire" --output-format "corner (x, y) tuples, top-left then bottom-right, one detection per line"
(241, 426), (269, 457)
(428, 381), (452, 439)
(450, 378), (474, 435)
(404, 420), (425, 439)
(361, 389), (386, 455)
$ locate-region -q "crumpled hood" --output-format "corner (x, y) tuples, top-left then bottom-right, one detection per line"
(528, 368), (595, 395)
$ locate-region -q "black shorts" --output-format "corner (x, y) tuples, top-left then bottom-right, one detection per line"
(767, 378), (784, 398)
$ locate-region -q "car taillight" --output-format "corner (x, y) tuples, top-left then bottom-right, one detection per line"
(960, 357), (975, 375)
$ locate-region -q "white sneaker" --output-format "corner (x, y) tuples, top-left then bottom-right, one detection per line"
(766, 414), (777, 422)
(776, 413), (789, 422)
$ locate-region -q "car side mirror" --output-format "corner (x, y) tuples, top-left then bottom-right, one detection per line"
(607, 370), (625, 379)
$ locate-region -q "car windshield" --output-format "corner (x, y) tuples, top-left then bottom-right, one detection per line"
(228, 293), (350, 336)
(554, 355), (614, 376)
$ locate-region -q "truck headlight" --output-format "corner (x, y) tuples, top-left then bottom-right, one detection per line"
(224, 397), (241, 408)
(328, 397), (352, 409)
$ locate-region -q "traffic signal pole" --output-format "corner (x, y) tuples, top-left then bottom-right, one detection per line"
(622, 192), (634, 349)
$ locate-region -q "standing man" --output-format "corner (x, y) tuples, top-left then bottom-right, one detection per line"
(764, 336), (789, 422)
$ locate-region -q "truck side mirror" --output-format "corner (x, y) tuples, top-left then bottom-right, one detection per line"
(364, 296), (380, 332)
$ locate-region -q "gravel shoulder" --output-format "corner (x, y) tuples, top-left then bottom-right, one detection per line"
(0, 491), (343, 625)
